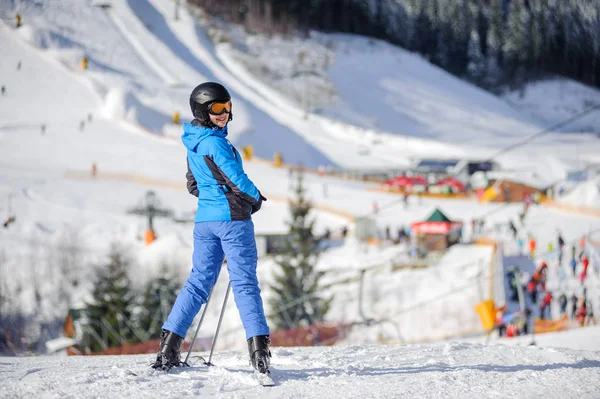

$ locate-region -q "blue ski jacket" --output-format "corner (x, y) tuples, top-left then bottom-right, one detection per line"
(182, 121), (262, 222)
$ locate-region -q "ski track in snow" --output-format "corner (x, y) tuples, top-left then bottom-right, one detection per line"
(2, 343), (600, 398)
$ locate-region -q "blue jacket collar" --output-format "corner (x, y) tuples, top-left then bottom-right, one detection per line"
(182, 123), (228, 151)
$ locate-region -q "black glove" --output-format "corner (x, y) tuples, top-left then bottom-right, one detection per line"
(252, 193), (267, 214)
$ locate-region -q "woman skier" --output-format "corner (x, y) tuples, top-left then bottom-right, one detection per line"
(152, 82), (271, 375)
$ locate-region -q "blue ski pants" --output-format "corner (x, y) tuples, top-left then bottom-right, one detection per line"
(163, 220), (269, 340)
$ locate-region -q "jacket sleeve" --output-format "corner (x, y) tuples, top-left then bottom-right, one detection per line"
(209, 138), (260, 204)
(186, 158), (199, 197)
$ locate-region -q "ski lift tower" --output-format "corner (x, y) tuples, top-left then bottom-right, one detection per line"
(127, 191), (173, 245)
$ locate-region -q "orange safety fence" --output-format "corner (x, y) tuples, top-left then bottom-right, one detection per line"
(65, 170), (355, 222)
(543, 199), (600, 218)
(533, 314), (569, 334)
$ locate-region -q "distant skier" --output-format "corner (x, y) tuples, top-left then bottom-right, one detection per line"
(152, 82), (271, 376)
(577, 300), (588, 327)
(558, 293), (568, 316)
(522, 308), (533, 335)
(341, 226), (348, 238)
(531, 262), (547, 293)
(540, 292), (552, 320)
(570, 294), (578, 320)
(526, 276), (538, 304)
(580, 270), (588, 285)
(496, 311), (506, 337)
(508, 220), (518, 241)
(528, 237), (536, 259)
(557, 232), (565, 250)
(3, 216), (15, 228)
(506, 267), (519, 302)
(1, 85), (5, 96)
(582, 256), (589, 275)
(570, 258), (577, 277)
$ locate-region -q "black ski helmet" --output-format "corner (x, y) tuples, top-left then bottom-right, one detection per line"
(189, 82), (233, 124)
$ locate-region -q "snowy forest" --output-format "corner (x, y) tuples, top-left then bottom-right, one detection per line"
(192, 0), (600, 92)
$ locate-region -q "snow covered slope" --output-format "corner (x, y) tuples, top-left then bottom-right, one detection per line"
(2, 340), (600, 398)
(2, 0), (333, 167)
(500, 325), (600, 352)
(215, 29), (600, 176)
(7, 0), (600, 176)
(559, 176), (600, 209)
(504, 78), (600, 134)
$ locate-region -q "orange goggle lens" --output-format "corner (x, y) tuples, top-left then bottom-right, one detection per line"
(208, 101), (232, 115)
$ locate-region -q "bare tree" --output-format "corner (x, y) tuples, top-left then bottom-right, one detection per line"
(56, 228), (83, 307)
(0, 250), (10, 321)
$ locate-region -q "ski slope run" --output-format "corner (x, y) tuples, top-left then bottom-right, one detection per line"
(3, 339), (600, 398)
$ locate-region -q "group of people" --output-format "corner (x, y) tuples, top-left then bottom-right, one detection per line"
(525, 261), (549, 314)
(511, 238), (597, 329)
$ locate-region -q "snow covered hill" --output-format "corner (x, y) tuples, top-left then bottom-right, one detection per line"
(3, 337), (600, 398)
(4, 0), (600, 175)
(212, 24), (600, 176)
(503, 79), (600, 134)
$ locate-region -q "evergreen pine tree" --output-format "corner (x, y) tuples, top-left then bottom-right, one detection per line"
(504, 0), (531, 78)
(83, 244), (137, 352)
(137, 263), (181, 339)
(489, 0), (505, 68)
(468, 29), (488, 86)
(268, 170), (332, 330)
(411, 0), (435, 59)
(188, 0), (600, 89)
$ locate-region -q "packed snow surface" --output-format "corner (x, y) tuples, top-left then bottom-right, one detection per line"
(3, 339), (600, 398)
(503, 79), (600, 133)
(560, 176), (600, 209)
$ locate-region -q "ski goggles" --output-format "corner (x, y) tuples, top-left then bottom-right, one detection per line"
(208, 101), (232, 115)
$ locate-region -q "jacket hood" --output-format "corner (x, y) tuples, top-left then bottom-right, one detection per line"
(181, 123), (228, 152)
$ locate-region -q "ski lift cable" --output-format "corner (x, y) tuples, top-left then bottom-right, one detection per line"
(485, 103), (600, 162)
(215, 257), (492, 340)
(387, 269), (494, 318)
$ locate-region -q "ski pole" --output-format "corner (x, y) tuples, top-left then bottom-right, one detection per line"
(205, 282), (232, 366)
(183, 290), (213, 366)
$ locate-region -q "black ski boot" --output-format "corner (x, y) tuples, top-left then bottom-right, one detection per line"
(247, 335), (271, 374)
(151, 330), (184, 371)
